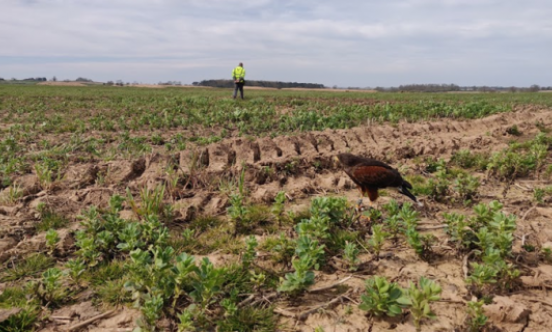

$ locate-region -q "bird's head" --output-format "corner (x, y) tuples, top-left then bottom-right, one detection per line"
(332, 154), (344, 169)
(333, 153), (355, 168)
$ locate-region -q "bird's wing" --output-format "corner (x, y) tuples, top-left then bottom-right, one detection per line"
(351, 165), (401, 188)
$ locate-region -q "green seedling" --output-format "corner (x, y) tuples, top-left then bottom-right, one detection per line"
(453, 173), (480, 203)
(399, 277), (442, 331)
(465, 300), (488, 332)
(397, 202), (420, 228)
(271, 191), (286, 222)
(228, 193), (248, 234)
(343, 241), (360, 271)
(177, 305), (197, 332)
(190, 258), (226, 309)
(278, 255), (315, 295)
(384, 215), (405, 244)
(242, 236), (258, 268)
(295, 236), (325, 270)
(443, 212), (472, 252)
(36, 267), (66, 306)
(406, 228), (436, 262)
(542, 247), (552, 262)
(0, 183), (22, 205)
(368, 224), (389, 260)
(127, 184), (170, 219)
(359, 276), (406, 317)
(45, 229), (60, 255)
(65, 258), (86, 285)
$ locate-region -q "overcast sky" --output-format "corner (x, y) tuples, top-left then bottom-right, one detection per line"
(1, 0), (551, 87)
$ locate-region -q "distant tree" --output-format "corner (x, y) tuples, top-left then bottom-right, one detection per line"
(529, 84), (540, 92)
(52, 76), (57, 82)
(75, 77), (93, 82)
(106, 81), (114, 86)
(0, 77), (4, 81)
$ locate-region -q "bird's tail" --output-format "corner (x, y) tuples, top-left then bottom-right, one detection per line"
(399, 182), (423, 207)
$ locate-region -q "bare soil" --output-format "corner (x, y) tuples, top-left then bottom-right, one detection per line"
(1, 107), (552, 331)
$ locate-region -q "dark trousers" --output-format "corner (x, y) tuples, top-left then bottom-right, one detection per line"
(233, 82), (244, 99)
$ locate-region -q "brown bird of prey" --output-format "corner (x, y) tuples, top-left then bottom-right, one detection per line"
(334, 153), (422, 208)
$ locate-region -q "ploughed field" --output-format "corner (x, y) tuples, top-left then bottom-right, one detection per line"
(1, 85), (552, 332)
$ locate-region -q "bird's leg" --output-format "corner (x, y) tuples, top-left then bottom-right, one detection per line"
(366, 198), (376, 211)
(356, 186), (365, 212)
(356, 198), (364, 212)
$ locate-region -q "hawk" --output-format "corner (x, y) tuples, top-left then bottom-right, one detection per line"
(334, 153), (422, 208)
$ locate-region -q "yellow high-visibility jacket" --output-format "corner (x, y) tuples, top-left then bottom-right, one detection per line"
(232, 66), (246, 81)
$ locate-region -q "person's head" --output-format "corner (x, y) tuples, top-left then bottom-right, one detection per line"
(239, 62), (243, 67)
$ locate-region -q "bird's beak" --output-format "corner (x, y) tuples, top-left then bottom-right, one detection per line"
(332, 156), (340, 168)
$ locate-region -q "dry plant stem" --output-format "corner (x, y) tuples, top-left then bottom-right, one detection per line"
(238, 294), (256, 308)
(274, 294), (348, 320)
(514, 183), (533, 192)
(437, 299), (467, 304)
(67, 309), (117, 331)
(463, 250), (477, 279)
(273, 307), (297, 318)
(528, 298), (552, 308)
(247, 276), (353, 307)
(308, 276), (353, 293)
(521, 206), (537, 222)
(417, 225), (448, 231)
(298, 294), (347, 320)
(249, 292), (279, 307)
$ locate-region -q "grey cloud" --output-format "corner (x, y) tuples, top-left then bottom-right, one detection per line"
(1, 0), (551, 86)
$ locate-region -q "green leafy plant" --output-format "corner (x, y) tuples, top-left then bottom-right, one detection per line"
(542, 247), (552, 263)
(278, 255), (315, 295)
(242, 236), (258, 268)
(397, 202), (420, 228)
(65, 258), (86, 285)
(406, 228), (436, 262)
(177, 305), (197, 332)
(467, 248), (520, 296)
(228, 193), (248, 234)
(452, 173), (480, 203)
(464, 300), (488, 332)
(400, 277), (442, 331)
(261, 233), (295, 266)
(443, 212), (472, 252)
(343, 241), (360, 271)
(36, 203), (69, 231)
(383, 215), (405, 244)
(36, 267), (67, 306)
(189, 257), (226, 309)
(34, 157), (62, 190)
(368, 224), (389, 260)
(45, 229), (60, 255)
(359, 276), (406, 317)
(295, 236), (325, 270)
(271, 191), (287, 222)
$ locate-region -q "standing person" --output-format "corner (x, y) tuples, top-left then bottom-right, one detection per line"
(232, 62), (246, 99)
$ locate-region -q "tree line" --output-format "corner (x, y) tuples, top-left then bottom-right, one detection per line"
(374, 84), (551, 93)
(192, 79), (325, 89)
